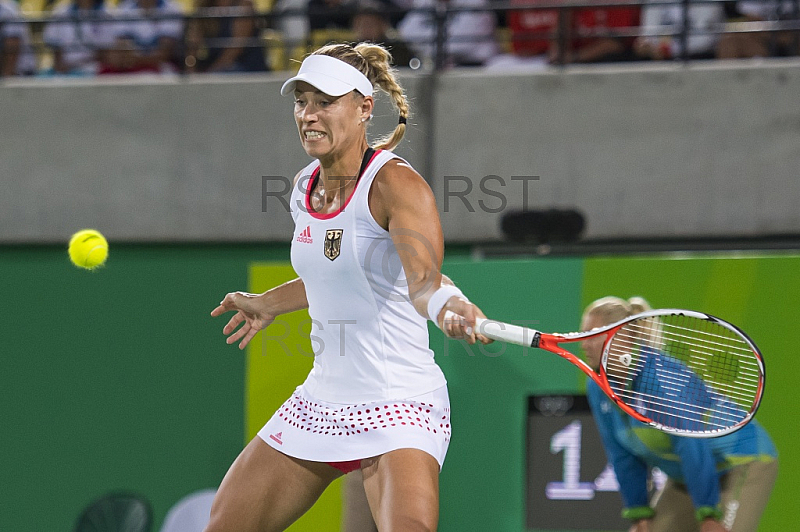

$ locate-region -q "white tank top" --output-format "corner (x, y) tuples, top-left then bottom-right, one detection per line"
(289, 149), (447, 404)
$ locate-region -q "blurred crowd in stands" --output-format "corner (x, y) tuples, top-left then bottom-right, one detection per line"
(0, 0), (798, 76)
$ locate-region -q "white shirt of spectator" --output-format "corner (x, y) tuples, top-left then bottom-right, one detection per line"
(273, 0), (309, 47)
(738, 0), (797, 20)
(398, 0), (499, 66)
(0, 0), (37, 75)
(43, 2), (116, 74)
(111, 0), (184, 51)
(639, 1), (725, 58)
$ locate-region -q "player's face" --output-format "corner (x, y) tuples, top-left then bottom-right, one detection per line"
(293, 82), (366, 159)
(580, 313), (605, 371)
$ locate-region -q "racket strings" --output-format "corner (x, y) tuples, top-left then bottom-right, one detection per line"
(602, 315), (762, 433)
(605, 346), (759, 398)
(609, 389), (737, 429)
(612, 321), (762, 388)
(608, 389), (742, 429)
(605, 360), (746, 419)
(605, 358), (756, 409)
(608, 338), (758, 397)
(625, 325), (757, 364)
(623, 322), (761, 369)
(604, 360), (745, 419)
(606, 355), (761, 401)
(608, 332), (761, 403)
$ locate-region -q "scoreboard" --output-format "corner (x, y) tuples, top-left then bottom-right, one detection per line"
(526, 394), (631, 531)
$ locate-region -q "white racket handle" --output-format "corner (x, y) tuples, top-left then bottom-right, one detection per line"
(475, 317), (539, 347)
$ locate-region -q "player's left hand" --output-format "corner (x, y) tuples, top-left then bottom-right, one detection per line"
(211, 291), (276, 350)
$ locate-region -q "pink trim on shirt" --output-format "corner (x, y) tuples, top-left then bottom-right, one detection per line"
(304, 150), (382, 220)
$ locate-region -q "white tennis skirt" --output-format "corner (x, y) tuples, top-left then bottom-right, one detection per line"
(258, 384), (451, 469)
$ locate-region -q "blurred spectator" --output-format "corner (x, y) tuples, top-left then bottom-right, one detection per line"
(185, 0), (268, 73)
(397, 0), (499, 67)
(549, 2), (641, 64)
(308, 0), (357, 32)
(505, 0), (639, 65)
(272, 0), (308, 49)
(352, 0), (416, 67)
(507, 0), (560, 59)
(271, 0), (355, 53)
(634, 0), (725, 60)
(717, 0), (799, 58)
(42, 0), (116, 75)
(99, 0), (184, 74)
(309, 0), (407, 31)
(274, 0), (405, 52)
(1, 0), (36, 76)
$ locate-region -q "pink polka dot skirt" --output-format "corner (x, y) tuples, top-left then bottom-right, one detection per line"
(258, 385), (451, 469)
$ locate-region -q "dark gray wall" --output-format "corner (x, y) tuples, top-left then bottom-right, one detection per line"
(433, 61), (800, 241)
(2, 61), (798, 243)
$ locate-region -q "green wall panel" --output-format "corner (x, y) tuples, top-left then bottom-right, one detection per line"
(582, 253), (797, 532)
(0, 244), (287, 531)
(434, 258), (586, 532)
(3, 246), (795, 531)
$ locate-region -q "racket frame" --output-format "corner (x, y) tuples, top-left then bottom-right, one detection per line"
(475, 309), (765, 438)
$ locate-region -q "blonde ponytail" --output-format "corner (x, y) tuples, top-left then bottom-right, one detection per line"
(311, 42), (410, 151)
(354, 43), (409, 150)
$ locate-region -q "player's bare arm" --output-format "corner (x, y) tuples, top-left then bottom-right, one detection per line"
(370, 159), (488, 343)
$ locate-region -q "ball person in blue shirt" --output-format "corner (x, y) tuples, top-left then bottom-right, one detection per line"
(581, 296), (778, 532)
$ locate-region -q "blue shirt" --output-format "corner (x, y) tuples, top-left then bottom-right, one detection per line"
(608, 347), (750, 434)
(587, 378), (777, 510)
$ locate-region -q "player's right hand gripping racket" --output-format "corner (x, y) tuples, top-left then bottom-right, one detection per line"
(475, 309), (765, 438)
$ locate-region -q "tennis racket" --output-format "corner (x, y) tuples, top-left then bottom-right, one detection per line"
(474, 309), (765, 438)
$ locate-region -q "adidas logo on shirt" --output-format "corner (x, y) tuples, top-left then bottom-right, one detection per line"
(296, 226), (313, 244)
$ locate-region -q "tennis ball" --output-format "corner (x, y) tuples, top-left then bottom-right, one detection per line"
(68, 229), (108, 270)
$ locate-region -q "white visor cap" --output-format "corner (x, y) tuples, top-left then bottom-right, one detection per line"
(280, 55), (374, 98)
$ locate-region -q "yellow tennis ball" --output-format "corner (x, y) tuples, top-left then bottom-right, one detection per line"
(68, 229), (109, 270)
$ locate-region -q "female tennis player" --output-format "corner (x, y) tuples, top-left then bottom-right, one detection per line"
(581, 296), (778, 532)
(207, 42), (489, 531)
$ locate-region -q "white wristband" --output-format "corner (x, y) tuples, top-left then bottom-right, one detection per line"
(427, 284), (467, 325)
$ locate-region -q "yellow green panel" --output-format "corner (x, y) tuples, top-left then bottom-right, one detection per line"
(247, 262), (343, 532)
(583, 253), (799, 532)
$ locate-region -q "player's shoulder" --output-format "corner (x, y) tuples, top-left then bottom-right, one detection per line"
(373, 156), (431, 197)
(373, 157), (436, 214)
(369, 155), (435, 226)
(375, 155), (419, 177)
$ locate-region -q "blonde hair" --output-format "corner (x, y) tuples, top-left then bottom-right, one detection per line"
(311, 43), (409, 151)
(583, 296), (652, 327)
(584, 296), (662, 348)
